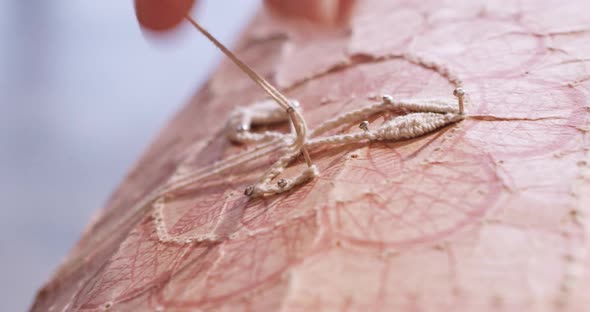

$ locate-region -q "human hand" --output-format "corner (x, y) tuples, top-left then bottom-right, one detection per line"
(134, 0), (354, 33)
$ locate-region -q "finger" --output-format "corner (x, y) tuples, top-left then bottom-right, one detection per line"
(134, 0), (196, 32)
(264, 0), (356, 25)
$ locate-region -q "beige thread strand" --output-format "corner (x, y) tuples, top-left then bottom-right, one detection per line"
(185, 16), (313, 168)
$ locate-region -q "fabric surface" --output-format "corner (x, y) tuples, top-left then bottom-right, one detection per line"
(32, 1), (590, 311)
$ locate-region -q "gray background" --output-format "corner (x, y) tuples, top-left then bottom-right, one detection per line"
(0, 0), (258, 310)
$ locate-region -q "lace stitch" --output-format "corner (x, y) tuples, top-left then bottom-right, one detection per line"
(153, 90), (466, 244)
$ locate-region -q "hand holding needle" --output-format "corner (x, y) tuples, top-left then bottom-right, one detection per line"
(134, 0), (355, 32)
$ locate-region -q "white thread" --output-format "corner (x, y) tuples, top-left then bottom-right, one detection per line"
(153, 91), (465, 244)
(153, 197), (220, 244)
(166, 140), (283, 192)
(226, 98), (295, 144)
(225, 94), (462, 197)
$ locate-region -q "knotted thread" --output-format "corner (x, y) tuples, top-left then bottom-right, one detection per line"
(153, 92), (465, 244)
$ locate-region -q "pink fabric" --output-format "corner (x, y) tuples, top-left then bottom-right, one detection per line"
(32, 0), (590, 311)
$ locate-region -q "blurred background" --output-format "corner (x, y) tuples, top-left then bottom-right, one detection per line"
(0, 0), (258, 310)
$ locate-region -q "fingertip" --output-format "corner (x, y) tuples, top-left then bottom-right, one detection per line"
(264, 0), (356, 26)
(135, 0), (196, 32)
